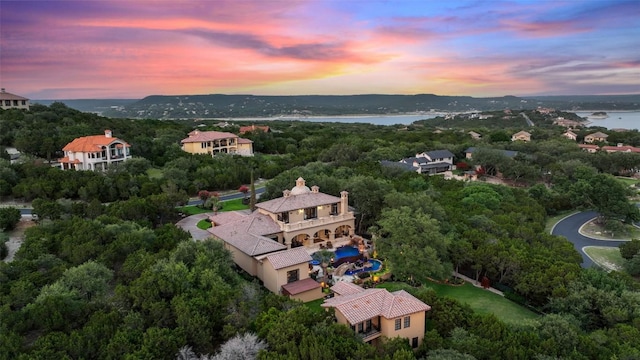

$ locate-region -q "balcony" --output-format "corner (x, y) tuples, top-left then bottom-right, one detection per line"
(358, 326), (381, 342)
(281, 213), (354, 232)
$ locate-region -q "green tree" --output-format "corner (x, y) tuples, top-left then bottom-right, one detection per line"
(0, 207), (21, 231)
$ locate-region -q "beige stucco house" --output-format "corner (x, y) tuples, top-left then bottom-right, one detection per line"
(511, 131), (531, 142)
(208, 178), (356, 302)
(322, 282), (431, 347)
(584, 132), (609, 143)
(0, 88), (30, 110)
(562, 130), (577, 141)
(59, 130), (131, 171)
(181, 130), (253, 156)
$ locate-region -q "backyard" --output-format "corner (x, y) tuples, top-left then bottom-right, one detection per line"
(304, 280), (539, 325)
(377, 281), (539, 325)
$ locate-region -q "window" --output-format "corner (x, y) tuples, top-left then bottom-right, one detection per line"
(4, 100), (9, 106)
(331, 203), (338, 215)
(278, 212), (289, 223)
(394, 318), (401, 331)
(357, 323), (363, 333)
(201, 142), (207, 149)
(411, 337), (418, 348)
(286, 269), (299, 283)
(304, 207), (317, 220)
(21, 100), (26, 105)
(404, 316), (411, 328)
(365, 319), (372, 332)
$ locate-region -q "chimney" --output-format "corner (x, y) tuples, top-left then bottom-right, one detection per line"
(282, 189), (291, 198)
(340, 191), (349, 214)
(105, 129), (112, 138)
(1, 88), (5, 93)
(311, 185), (319, 193)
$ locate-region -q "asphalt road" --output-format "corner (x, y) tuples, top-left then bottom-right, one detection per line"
(551, 211), (627, 268)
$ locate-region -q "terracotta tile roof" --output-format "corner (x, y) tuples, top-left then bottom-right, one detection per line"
(330, 282), (365, 296)
(578, 144), (599, 149)
(237, 138), (253, 144)
(208, 211), (247, 225)
(322, 288), (430, 325)
(281, 278), (321, 295)
(62, 134), (130, 152)
(0, 91), (28, 101)
(586, 131), (608, 138)
(58, 156), (81, 164)
(266, 248), (312, 270)
(257, 191), (341, 213)
(181, 130), (239, 143)
(208, 212), (285, 256)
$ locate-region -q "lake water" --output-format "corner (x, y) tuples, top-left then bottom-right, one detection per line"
(292, 111), (640, 130)
(288, 113), (442, 126)
(574, 111), (640, 130)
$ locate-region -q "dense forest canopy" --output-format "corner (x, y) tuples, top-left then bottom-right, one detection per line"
(2, 103), (640, 359)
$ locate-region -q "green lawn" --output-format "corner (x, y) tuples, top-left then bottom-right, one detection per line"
(304, 298), (326, 314)
(616, 176), (640, 187)
(584, 246), (625, 271)
(176, 206), (211, 215)
(377, 281), (539, 325)
(221, 198), (250, 211)
(197, 219), (212, 230)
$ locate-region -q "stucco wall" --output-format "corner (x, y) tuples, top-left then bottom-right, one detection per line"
(226, 244), (257, 276)
(380, 311), (426, 347)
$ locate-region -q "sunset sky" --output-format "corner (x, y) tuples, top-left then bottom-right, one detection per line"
(1, 0), (639, 99)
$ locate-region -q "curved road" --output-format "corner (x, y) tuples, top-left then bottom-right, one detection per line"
(551, 211), (627, 268)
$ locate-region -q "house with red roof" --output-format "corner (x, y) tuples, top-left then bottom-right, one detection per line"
(180, 130), (253, 156)
(239, 125), (270, 134)
(0, 88), (30, 110)
(207, 177), (356, 302)
(322, 282), (431, 347)
(59, 130), (131, 171)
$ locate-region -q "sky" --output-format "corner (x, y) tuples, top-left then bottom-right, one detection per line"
(1, 0), (639, 99)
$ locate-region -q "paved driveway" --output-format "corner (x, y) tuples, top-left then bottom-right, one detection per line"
(551, 211), (627, 268)
(175, 213), (214, 241)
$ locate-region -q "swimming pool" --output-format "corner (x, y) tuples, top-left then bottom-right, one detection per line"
(311, 246), (362, 266)
(344, 259), (383, 276)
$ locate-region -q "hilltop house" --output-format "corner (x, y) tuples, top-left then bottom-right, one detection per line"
(322, 282), (431, 347)
(392, 150), (455, 175)
(0, 88), (30, 110)
(511, 131), (531, 142)
(584, 132), (609, 144)
(208, 178), (356, 301)
(239, 125), (270, 134)
(601, 144), (640, 153)
(578, 144), (599, 153)
(59, 130), (131, 171)
(562, 130), (577, 141)
(181, 130), (253, 156)
(468, 131), (482, 140)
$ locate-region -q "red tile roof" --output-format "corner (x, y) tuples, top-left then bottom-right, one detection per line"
(181, 130), (239, 143)
(601, 145), (640, 153)
(330, 282), (365, 296)
(266, 248), (312, 270)
(0, 91), (28, 101)
(62, 134), (130, 152)
(239, 125), (270, 134)
(208, 211), (285, 256)
(281, 278), (321, 296)
(322, 288), (430, 325)
(58, 156), (81, 164)
(237, 138), (253, 144)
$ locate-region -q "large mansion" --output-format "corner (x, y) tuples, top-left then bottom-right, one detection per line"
(181, 130), (253, 156)
(208, 178), (356, 302)
(0, 88), (30, 110)
(59, 130), (131, 171)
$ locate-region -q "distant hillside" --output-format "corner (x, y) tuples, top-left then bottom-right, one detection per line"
(33, 99), (138, 114)
(37, 94), (640, 119)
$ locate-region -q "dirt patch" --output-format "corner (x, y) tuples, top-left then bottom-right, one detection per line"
(3, 218), (36, 263)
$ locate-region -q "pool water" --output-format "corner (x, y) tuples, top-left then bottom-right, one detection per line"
(311, 245), (360, 262)
(345, 259), (383, 276)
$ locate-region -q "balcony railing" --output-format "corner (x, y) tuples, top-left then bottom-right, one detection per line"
(281, 213), (354, 232)
(358, 326), (381, 342)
